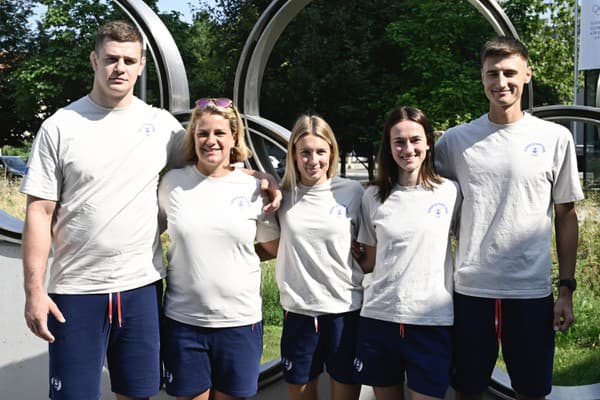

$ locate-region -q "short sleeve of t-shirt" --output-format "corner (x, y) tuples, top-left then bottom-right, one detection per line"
(358, 186), (378, 247)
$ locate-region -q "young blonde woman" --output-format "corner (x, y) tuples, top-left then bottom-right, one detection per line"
(354, 106), (461, 400)
(275, 114), (364, 400)
(158, 98), (279, 400)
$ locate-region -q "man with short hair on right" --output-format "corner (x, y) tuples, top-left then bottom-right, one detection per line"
(435, 36), (583, 400)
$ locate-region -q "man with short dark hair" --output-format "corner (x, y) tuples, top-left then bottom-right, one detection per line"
(21, 20), (185, 400)
(436, 36), (583, 400)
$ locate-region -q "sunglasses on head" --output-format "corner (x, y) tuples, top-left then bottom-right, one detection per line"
(195, 98), (233, 108)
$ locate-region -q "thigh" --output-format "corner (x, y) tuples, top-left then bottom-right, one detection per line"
(451, 293), (499, 395)
(211, 322), (263, 398)
(107, 281), (162, 398)
(502, 295), (555, 397)
(353, 317), (405, 387)
(48, 293), (109, 400)
(161, 317), (212, 397)
(281, 311), (323, 384)
(324, 311), (360, 385)
(402, 325), (452, 399)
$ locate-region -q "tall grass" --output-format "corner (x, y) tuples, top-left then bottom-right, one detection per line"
(551, 192), (600, 385)
(0, 177), (26, 219)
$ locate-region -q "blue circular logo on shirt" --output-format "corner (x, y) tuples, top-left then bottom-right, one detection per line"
(329, 204), (348, 217)
(524, 142), (545, 157)
(231, 196), (250, 209)
(428, 202), (449, 218)
(140, 123), (155, 136)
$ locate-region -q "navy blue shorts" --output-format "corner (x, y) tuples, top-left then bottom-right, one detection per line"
(452, 293), (555, 397)
(353, 317), (452, 399)
(47, 281), (162, 400)
(280, 310), (360, 385)
(161, 317), (263, 398)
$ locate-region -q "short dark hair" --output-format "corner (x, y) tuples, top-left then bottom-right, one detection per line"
(95, 20), (143, 52)
(372, 106), (442, 202)
(480, 36), (529, 66)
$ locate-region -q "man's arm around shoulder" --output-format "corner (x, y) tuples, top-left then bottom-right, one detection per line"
(22, 195), (64, 342)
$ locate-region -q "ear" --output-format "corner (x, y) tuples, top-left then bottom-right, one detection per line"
(138, 56), (146, 76)
(525, 65), (532, 84)
(90, 51), (98, 71)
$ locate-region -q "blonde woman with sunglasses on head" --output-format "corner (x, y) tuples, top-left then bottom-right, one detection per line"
(273, 114), (365, 400)
(158, 98), (279, 400)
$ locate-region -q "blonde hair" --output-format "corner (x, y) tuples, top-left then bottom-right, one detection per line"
(281, 114), (340, 193)
(183, 102), (252, 164)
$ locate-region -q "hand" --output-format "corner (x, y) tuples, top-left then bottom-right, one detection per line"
(351, 240), (364, 260)
(259, 175), (282, 214)
(239, 168), (282, 213)
(25, 289), (65, 343)
(553, 291), (574, 332)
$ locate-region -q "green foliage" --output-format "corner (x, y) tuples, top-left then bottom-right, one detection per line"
(261, 325), (282, 363)
(500, 0), (577, 105)
(0, 0), (36, 147)
(1, 143), (32, 159)
(383, 0), (493, 130)
(261, 259), (283, 326)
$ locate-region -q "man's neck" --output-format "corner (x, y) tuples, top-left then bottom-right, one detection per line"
(488, 104), (524, 125)
(88, 90), (134, 109)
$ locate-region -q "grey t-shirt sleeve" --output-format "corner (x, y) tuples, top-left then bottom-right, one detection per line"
(20, 120), (62, 201)
(552, 129), (584, 204)
(434, 132), (455, 181)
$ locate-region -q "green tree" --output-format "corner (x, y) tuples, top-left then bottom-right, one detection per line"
(501, 0), (576, 105)
(10, 0), (161, 137)
(0, 0), (35, 147)
(383, 0), (494, 131)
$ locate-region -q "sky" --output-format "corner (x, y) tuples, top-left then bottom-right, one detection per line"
(157, 0), (217, 22)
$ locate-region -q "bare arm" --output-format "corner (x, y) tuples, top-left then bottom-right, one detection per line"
(553, 202), (578, 332)
(22, 195), (64, 342)
(255, 239), (279, 261)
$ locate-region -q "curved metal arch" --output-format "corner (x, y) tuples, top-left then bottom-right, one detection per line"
(113, 0), (190, 113)
(532, 104), (600, 124)
(233, 0), (533, 124)
(596, 72), (600, 109)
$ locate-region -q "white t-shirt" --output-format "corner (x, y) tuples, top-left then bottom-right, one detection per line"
(276, 177), (364, 316)
(358, 180), (460, 326)
(158, 166), (279, 328)
(20, 96), (185, 294)
(435, 112), (584, 299)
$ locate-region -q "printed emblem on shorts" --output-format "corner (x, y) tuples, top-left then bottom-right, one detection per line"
(524, 142), (545, 157)
(140, 123), (155, 136)
(50, 376), (62, 392)
(163, 369), (174, 384)
(353, 357), (363, 373)
(282, 357), (293, 371)
(329, 204), (348, 218)
(231, 196), (251, 209)
(428, 202), (448, 218)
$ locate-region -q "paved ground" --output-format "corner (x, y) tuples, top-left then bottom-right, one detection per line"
(253, 377), (502, 400)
